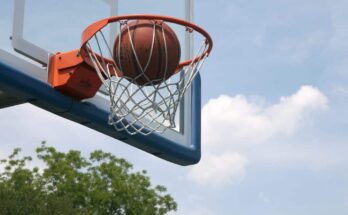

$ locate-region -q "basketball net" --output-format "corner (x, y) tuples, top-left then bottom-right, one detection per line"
(82, 17), (211, 135)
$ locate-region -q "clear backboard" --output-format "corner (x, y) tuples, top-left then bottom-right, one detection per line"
(0, 0), (203, 165)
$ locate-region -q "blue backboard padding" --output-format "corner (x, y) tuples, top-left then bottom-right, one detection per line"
(0, 62), (201, 165)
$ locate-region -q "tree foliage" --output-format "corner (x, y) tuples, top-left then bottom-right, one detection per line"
(0, 142), (177, 215)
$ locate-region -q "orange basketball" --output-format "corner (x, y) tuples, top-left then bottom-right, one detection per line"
(113, 20), (181, 86)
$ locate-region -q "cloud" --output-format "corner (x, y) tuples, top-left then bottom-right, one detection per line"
(187, 152), (247, 186)
(188, 86), (328, 187)
(202, 85), (328, 150)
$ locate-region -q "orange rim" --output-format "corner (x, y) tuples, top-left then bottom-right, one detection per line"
(80, 14), (213, 73)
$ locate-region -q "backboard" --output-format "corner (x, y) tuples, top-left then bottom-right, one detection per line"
(0, 0), (202, 165)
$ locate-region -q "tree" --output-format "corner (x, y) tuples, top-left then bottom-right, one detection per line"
(0, 142), (177, 215)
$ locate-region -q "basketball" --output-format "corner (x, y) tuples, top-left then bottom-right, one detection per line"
(113, 20), (181, 86)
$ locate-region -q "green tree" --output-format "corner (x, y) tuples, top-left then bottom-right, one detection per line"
(0, 142), (177, 215)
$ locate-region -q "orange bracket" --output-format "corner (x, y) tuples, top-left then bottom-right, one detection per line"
(48, 50), (102, 100)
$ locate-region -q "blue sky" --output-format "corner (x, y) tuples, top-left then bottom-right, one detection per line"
(2, 0), (348, 214)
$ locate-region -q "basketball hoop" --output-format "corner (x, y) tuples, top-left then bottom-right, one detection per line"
(49, 15), (213, 135)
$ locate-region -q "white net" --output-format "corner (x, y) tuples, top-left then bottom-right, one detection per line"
(83, 19), (209, 135)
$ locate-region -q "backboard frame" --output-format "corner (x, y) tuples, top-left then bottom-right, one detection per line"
(0, 0), (201, 165)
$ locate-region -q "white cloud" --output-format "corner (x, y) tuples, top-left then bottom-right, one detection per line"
(202, 85), (328, 150)
(188, 152), (247, 187)
(188, 86), (328, 187)
(267, 85), (328, 133)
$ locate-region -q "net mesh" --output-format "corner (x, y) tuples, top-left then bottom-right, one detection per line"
(84, 19), (209, 135)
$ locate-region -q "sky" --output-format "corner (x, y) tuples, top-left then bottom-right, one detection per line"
(2, 0), (348, 214)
